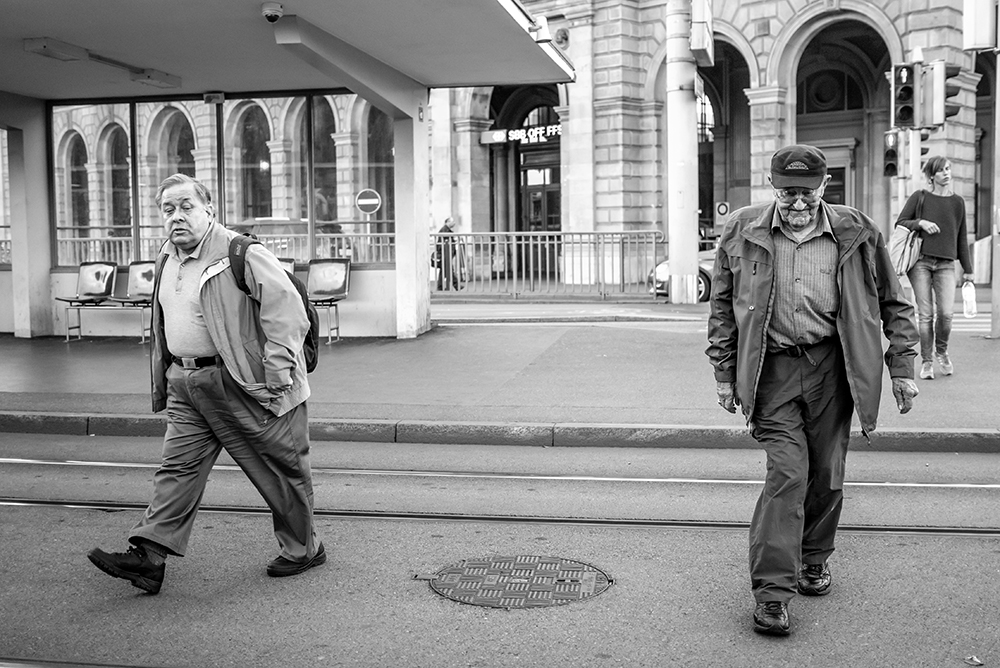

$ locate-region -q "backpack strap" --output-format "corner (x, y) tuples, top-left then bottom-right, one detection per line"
(228, 233), (261, 296)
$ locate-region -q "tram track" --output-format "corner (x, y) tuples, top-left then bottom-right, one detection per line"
(3, 497), (999, 538)
(3, 457), (999, 489)
(4, 455), (999, 536)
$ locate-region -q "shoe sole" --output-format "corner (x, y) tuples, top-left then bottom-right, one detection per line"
(753, 621), (791, 636)
(87, 550), (162, 594)
(267, 546), (327, 577)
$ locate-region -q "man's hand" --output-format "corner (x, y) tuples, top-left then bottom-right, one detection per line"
(892, 377), (919, 414)
(716, 381), (739, 414)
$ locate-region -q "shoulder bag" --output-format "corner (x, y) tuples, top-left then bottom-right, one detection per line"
(889, 190), (925, 277)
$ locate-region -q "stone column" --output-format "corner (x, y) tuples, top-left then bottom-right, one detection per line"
(85, 162), (105, 237)
(429, 88), (454, 234)
(560, 11), (595, 234)
(266, 139), (294, 218)
(452, 117), (493, 234)
(743, 85), (789, 204)
(332, 131), (360, 223)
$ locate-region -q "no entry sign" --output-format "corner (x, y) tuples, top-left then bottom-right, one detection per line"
(355, 188), (382, 215)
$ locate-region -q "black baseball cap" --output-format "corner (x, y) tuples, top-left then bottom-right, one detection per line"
(770, 144), (827, 189)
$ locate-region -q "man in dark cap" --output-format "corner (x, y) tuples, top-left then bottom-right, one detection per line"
(706, 144), (919, 636)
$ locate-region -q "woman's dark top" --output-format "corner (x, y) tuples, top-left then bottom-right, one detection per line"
(894, 190), (973, 274)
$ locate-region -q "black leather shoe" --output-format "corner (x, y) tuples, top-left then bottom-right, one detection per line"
(88, 545), (165, 594)
(267, 542), (326, 577)
(797, 562), (832, 596)
(753, 601), (790, 636)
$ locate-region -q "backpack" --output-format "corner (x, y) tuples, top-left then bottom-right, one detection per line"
(228, 234), (320, 373)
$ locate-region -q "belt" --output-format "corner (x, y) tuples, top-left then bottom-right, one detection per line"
(771, 338), (836, 358)
(172, 355), (221, 369)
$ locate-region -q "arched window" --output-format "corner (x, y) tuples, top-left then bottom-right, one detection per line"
(796, 69), (864, 114)
(241, 105), (271, 220)
(522, 106), (558, 127)
(109, 125), (131, 236)
(367, 107), (394, 225)
(167, 116), (195, 177)
(69, 134), (89, 230)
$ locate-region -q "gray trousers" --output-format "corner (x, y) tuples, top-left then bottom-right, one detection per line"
(748, 340), (852, 603)
(129, 362), (319, 561)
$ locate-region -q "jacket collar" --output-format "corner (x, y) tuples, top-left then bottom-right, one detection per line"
(742, 200), (868, 258)
(159, 222), (232, 263)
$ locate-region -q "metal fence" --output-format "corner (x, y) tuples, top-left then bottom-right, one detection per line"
(431, 230), (664, 298)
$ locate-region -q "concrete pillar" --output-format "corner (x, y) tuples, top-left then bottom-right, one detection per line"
(664, 0), (699, 303)
(394, 108), (431, 339)
(2, 93), (55, 337)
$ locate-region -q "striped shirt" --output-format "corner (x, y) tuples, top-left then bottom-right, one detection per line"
(766, 207), (840, 352)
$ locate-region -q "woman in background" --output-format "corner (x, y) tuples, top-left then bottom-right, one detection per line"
(894, 156), (974, 380)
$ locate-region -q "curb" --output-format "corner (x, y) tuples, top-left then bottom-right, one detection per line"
(1, 411), (998, 452)
(432, 315), (706, 324)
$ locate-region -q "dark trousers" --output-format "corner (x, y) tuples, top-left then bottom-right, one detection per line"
(129, 362), (319, 561)
(748, 339), (853, 603)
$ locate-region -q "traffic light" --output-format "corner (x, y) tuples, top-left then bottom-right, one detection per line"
(891, 63), (919, 128)
(883, 129), (899, 177)
(922, 60), (963, 126)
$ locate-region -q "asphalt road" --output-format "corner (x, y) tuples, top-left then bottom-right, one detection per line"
(1, 433), (998, 668)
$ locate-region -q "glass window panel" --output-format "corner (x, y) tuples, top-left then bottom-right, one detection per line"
(135, 100), (218, 261)
(49, 92), (396, 268)
(224, 96), (307, 261)
(52, 103), (131, 265)
(0, 128), (10, 264)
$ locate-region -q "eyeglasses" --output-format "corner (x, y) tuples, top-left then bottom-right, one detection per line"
(774, 187), (817, 201)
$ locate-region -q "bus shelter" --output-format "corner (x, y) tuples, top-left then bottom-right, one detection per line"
(0, 0), (574, 338)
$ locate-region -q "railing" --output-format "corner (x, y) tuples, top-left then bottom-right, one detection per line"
(431, 231), (664, 298)
(55, 233), (395, 266)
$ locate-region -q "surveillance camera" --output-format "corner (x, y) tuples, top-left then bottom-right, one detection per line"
(261, 2), (284, 23)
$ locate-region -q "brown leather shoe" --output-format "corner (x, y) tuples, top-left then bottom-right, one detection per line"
(797, 562), (832, 596)
(753, 601), (790, 636)
(88, 545), (164, 594)
(266, 542), (326, 577)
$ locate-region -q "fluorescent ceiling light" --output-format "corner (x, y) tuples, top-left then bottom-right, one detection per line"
(129, 69), (182, 89)
(24, 37), (181, 89)
(23, 37), (89, 62)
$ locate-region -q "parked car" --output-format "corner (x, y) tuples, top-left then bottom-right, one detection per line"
(647, 247), (717, 302)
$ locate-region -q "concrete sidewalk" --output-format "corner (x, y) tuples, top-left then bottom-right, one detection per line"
(0, 298), (998, 451)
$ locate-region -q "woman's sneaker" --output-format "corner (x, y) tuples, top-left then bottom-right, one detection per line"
(919, 361), (934, 380)
(937, 353), (954, 376)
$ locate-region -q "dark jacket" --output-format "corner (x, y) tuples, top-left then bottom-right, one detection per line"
(150, 223), (310, 416)
(706, 200), (917, 436)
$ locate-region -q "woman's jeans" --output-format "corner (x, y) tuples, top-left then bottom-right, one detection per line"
(907, 256), (957, 362)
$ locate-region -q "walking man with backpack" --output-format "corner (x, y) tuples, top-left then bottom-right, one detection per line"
(88, 174), (324, 594)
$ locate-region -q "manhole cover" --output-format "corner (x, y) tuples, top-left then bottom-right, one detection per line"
(425, 555), (612, 609)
